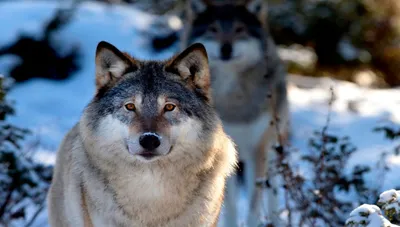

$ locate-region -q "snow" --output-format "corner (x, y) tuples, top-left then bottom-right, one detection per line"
(1, 1), (399, 226)
(379, 189), (399, 204)
(347, 189), (400, 227)
(287, 75), (400, 196)
(377, 189), (400, 224)
(346, 204), (394, 227)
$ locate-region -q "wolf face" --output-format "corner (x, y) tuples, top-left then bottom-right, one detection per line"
(184, 0), (267, 71)
(81, 41), (217, 164)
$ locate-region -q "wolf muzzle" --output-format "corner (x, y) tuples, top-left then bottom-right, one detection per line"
(221, 43), (232, 61)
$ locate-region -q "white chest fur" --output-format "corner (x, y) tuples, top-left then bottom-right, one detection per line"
(83, 164), (196, 226)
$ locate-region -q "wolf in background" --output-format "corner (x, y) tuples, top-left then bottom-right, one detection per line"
(47, 41), (237, 227)
(177, 0), (290, 226)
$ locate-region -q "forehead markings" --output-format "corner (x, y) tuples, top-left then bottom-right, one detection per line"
(157, 95), (166, 110)
(219, 20), (234, 32)
(135, 94), (143, 112)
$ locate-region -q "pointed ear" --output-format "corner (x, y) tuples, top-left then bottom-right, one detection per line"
(186, 0), (210, 21)
(95, 41), (137, 90)
(244, 0), (268, 24)
(165, 43), (211, 97)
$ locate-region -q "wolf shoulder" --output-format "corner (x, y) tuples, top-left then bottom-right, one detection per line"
(47, 123), (85, 227)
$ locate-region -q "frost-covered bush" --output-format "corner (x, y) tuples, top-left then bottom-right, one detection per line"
(0, 75), (53, 225)
(346, 189), (400, 227)
(276, 130), (373, 226)
(378, 190), (400, 224)
(344, 124), (400, 227)
(271, 89), (376, 226)
(346, 204), (395, 227)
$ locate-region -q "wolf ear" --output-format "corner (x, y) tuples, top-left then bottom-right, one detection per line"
(186, 0), (210, 20)
(244, 0), (268, 24)
(95, 41), (137, 89)
(166, 43), (210, 95)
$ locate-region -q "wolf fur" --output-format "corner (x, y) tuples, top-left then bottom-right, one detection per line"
(47, 41), (237, 227)
(180, 0), (290, 226)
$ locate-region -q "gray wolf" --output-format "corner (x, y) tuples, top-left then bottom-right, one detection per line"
(47, 41), (237, 227)
(180, 0), (290, 226)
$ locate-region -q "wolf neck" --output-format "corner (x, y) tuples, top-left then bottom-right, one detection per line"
(78, 126), (231, 224)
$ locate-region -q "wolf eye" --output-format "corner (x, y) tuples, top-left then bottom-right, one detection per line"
(209, 26), (218, 33)
(235, 26), (245, 34)
(164, 103), (176, 112)
(125, 103), (136, 111)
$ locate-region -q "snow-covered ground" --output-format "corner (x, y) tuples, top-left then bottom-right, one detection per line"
(1, 1), (399, 226)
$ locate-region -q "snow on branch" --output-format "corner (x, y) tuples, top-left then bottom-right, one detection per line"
(346, 190), (400, 227)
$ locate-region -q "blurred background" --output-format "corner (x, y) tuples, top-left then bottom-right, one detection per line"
(3, 0), (400, 87)
(0, 0), (399, 226)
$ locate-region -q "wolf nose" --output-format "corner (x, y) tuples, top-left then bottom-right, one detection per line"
(220, 43), (232, 61)
(139, 133), (161, 150)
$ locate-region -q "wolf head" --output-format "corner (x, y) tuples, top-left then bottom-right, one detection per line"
(81, 41), (219, 164)
(182, 0), (268, 70)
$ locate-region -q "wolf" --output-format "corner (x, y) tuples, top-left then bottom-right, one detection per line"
(47, 41), (238, 227)
(179, 0), (290, 226)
